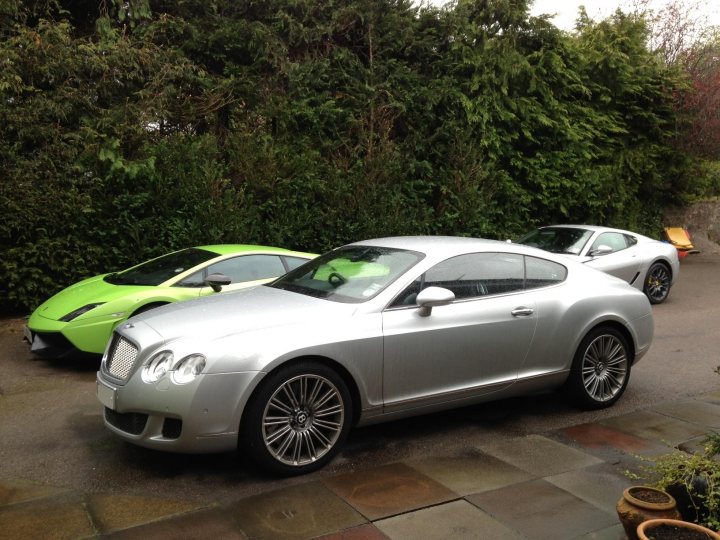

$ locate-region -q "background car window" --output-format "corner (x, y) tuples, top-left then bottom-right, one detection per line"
(206, 255), (286, 283)
(175, 255), (286, 287)
(176, 269), (205, 287)
(104, 247), (217, 286)
(282, 256), (309, 271)
(525, 256), (567, 289)
(517, 227), (593, 255)
(590, 232), (629, 254)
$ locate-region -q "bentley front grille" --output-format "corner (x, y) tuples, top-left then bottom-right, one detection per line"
(106, 335), (139, 381)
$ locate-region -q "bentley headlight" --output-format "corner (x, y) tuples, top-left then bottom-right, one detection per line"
(60, 303), (105, 322)
(142, 351), (174, 383)
(172, 354), (206, 385)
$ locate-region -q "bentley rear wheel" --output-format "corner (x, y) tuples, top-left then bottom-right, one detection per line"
(567, 327), (631, 409)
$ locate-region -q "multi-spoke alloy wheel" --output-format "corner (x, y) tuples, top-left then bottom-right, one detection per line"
(644, 262), (671, 304)
(262, 374), (344, 466)
(242, 361), (352, 475)
(567, 327), (631, 409)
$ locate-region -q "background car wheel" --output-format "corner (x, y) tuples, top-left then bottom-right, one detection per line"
(566, 327), (631, 409)
(241, 361), (352, 476)
(643, 262), (671, 304)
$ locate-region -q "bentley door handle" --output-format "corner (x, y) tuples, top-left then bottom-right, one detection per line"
(511, 307), (534, 317)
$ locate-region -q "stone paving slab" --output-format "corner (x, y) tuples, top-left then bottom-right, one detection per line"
(0, 492), (96, 540)
(467, 478), (617, 540)
(557, 422), (655, 454)
(550, 422), (661, 475)
(323, 463), (457, 521)
(479, 434), (603, 477)
(650, 400), (720, 429)
(87, 493), (204, 534)
(576, 523), (627, 539)
(104, 508), (248, 540)
(374, 499), (522, 540)
(0, 479), (69, 506)
(697, 392), (720, 406)
(545, 463), (629, 514)
(314, 523), (390, 540)
(598, 410), (709, 448)
(406, 448), (534, 496)
(228, 481), (365, 540)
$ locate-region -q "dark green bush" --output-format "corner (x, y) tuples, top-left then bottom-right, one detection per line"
(0, 0), (697, 313)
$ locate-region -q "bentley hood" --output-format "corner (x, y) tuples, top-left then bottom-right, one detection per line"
(131, 285), (354, 345)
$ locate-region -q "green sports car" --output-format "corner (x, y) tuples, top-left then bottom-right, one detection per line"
(25, 244), (316, 358)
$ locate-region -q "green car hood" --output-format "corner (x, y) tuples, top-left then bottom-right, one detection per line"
(35, 274), (149, 321)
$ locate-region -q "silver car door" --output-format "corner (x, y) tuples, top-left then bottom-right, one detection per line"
(381, 252), (538, 412)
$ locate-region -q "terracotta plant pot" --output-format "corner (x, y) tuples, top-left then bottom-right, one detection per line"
(637, 518), (720, 540)
(617, 486), (682, 540)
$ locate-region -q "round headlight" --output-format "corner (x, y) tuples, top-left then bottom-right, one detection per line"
(172, 354), (206, 385)
(142, 351), (174, 383)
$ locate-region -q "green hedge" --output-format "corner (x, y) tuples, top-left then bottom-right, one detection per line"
(0, 1), (694, 313)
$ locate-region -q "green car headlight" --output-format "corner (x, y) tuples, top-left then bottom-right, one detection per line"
(60, 303), (105, 322)
(142, 351), (174, 383)
(172, 354), (206, 385)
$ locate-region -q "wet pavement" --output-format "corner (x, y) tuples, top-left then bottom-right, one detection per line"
(4, 396), (720, 538)
(1, 255), (719, 539)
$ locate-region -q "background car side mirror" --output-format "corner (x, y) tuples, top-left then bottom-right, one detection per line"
(589, 245), (613, 257)
(205, 273), (231, 293)
(416, 286), (455, 317)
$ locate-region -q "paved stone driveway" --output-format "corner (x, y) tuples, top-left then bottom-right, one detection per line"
(3, 395), (720, 538)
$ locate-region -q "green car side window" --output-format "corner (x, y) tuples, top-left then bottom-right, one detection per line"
(176, 270), (206, 288)
(207, 255), (286, 283)
(176, 255), (288, 288)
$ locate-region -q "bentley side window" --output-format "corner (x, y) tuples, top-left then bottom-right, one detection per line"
(390, 252), (526, 307)
(525, 256), (567, 289)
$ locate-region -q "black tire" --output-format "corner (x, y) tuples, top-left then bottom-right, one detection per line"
(566, 327), (631, 410)
(240, 361), (352, 476)
(643, 262), (672, 304)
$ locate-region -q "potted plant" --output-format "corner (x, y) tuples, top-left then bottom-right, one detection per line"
(617, 486), (681, 540)
(637, 518), (720, 540)
(630, 433), (720, 531)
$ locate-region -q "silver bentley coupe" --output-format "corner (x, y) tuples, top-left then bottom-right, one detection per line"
(97, 236), (654, 475)
(516, 225), (680, 304)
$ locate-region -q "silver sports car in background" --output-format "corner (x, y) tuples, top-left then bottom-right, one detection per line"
(97, 236), (654, 475)
(516, 225), (680, 304)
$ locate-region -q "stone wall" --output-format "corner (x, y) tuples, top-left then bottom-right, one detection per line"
(664, 199), (720, 255)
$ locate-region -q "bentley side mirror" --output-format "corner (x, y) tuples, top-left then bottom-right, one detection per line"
(205, 273), (231, 293)
(416, 286), (455, 317)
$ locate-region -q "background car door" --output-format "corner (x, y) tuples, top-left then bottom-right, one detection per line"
(381, 252), (538, 412)
(584, 232), (641, 283)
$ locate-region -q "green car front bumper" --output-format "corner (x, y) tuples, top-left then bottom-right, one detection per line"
(26, 311), (124, 358)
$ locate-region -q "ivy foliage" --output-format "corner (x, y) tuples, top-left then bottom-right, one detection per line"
(0, 0), (691, 312)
